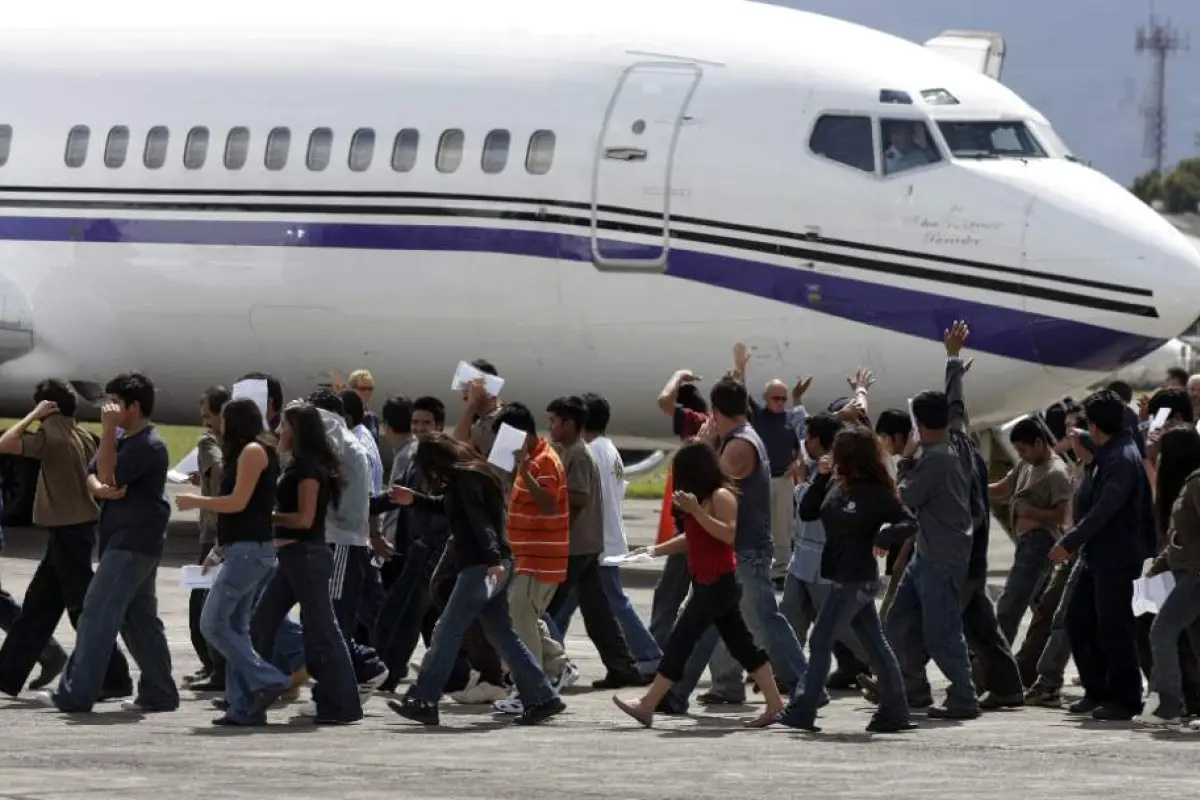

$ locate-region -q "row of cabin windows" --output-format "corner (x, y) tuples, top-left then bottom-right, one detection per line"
(60, 126), (557, 175)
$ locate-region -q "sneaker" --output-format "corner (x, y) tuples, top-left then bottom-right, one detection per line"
(28, 651), (67, 692)
(450, 673), (507, 705)
(1133, 694), (1181, 729)
(387, 695), (439, 726)
(513, 696), (566, 725)
(979, 691), (1025, 710)
(34, 691), (59, 709)
(358, 665), (390, 703)
(181, 669), (212, 689)
(552, 662), (580, 693)
(297, 701), (319, 718)
(1024, 683), (1062, 708)
(492, 690), (524, 715)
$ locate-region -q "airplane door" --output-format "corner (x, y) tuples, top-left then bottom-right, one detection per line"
(590, 62), (703, 272)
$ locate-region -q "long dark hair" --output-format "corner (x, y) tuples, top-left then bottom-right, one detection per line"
(414, 432), (501, 493)
(672, 441), (734, 504)
(833, 425), (895, 493)
(221, 397), (266, 464)
(1156, 426), (1200, 536)
(282, 401), (343, 509)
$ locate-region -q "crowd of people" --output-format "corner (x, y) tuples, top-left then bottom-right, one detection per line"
(0, 321), (1195, 733)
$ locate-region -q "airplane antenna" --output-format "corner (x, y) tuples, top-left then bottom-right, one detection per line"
(1136, 7), (1188, 175)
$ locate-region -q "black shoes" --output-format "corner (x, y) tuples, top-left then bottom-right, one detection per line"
(927, 704), (980, 720)
(28, 651), (67, 691)
(591, 672), (652, 690)
(513, 696), (567, 726)
(388, 695), (440, 726)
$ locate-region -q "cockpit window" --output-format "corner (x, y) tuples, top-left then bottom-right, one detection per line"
(920, 88), (959, 106)
(880, 119), (942, 176)
(936, 121), (1046, 159)
(809, 114), (875, 173)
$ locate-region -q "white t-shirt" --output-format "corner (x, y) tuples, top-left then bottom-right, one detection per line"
(587, 436), (628, 557)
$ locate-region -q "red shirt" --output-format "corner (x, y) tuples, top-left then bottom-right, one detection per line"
(683, 513), (736, 584)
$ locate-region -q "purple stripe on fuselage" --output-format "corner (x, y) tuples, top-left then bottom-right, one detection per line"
(0, 215), (1163, 372)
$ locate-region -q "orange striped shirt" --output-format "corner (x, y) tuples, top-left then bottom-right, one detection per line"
(507, 437), (570, 583)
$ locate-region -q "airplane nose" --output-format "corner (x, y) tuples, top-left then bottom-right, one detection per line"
(1017, 162), (1200, 382)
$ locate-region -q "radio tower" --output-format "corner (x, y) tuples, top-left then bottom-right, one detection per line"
(1136, 9), (1188, 175)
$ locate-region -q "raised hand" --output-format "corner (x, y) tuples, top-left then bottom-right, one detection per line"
(945, 320), (970, 358)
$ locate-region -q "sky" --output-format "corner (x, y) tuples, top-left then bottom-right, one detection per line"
(774, 0), (1200, 185)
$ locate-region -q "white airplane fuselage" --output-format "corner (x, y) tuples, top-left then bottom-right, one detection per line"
(0, 0), (1195, 445)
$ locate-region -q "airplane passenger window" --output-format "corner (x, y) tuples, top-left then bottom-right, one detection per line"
(64, 125), (90, 168)
(104, 126), (129, 169)
(225, 127), (250, 170)
(481, 129), (510, 174)
(349, 128), (375, 172)
(306, 127), (333, 171)
(436, 129), (464, 174)
(144, 126), (169, 169)
(808, 115), (874, 173)
(184, 127), (209, 170)
(525, 130), (555, 175)
(0, 125), (11, 168)
(391, 129), (419, 172)
(936, 121), (1047, 159)
(265, 127), (291, 171)
(880, 119), (942, 176)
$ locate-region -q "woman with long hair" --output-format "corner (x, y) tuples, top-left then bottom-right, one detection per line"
(176, 397), (289, 726)
(386, 432), (564, 727)
(1136, 426), (1200, 728)
(612, 441), (784, 728)
(777, 425), (917, 733)
(249, 401), (362, 725)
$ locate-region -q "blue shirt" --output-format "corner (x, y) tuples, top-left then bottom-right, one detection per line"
(90, 425), (170, 556)
(788, 468), (827, 584)
(1061, 430), (1155, 570)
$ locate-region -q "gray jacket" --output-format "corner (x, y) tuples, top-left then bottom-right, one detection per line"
(318, 408), (371, 548)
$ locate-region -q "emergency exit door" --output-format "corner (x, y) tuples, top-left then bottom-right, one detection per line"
(590, 61), (702, 271)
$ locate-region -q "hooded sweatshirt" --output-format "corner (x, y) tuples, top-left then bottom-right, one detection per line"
(317, 408), (371, 548)
(1166, 468), (1200, 573)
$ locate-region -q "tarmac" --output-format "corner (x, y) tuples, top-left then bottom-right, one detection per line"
(0, 491), (1198, 800)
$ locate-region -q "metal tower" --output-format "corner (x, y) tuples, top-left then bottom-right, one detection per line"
(1136, 11), (1188, 174)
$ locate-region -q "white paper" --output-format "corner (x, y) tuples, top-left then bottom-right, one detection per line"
(601, 552), (654, 567)
(906, 397), (917, 432)
(451, 361), (505, 397)
(1150, 406), (1172, 431)
(487, 423), (527, 472)
(167, 446), (200, 484)
(232, 378), (270, 430)
(484, 574), (502, 599)
(180, 564), (222, 590)
(1132, 572), (1176, 616)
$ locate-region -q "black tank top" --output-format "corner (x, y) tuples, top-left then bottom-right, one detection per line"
(216, 443), (280, 545)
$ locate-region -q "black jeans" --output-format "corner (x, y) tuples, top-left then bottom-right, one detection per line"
(0, 575), (65, 667)
(650, 552), (691, 649)
(548, 553), (638, 677)
(1066, 563), (1142, 712)
(659, 573), (768, 682)
(329, 544), (386, 683)
(251, 542), (362, 722)
(374, 541), (436, 684)
(189, 541), (226, 681)
(961, 576), (1024, 697)
(0, 524), (131, 697)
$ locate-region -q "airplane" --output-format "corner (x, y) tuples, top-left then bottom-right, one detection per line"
(0, 0), (1196, 522)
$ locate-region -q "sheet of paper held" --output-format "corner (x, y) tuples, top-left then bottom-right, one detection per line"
(1132, 572), (1175, 616)
(180, 564), (222, 591)
(487, 423), (526, 472)
(1150, 406), (1172, 431)
(601, 552), (655, 567)
(451, 360), (505, 397)
(484, 573), (503, 599)
(167, 446), (200, 484)
(232, 378), (270, 429)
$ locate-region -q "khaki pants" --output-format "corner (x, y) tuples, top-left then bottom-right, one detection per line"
(508, 572), (568, 678)
(769, 476), (794, 578)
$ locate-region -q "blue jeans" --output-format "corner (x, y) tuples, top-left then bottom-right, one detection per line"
(599, 566), (662, 673)
(782, 581), (906, 725)
(53, 548), (178, 713)
(885, 554), (978, 710)
(1148, 571), (1200, 718)
(251, 542), (362, 723)
(200, 541), (289, 724)
(411, 563), (554, 708)
(666, 547), (807, 706)
(781, 574), (869, 663)
(650, 553), (692, 648)
(995, 528), (1055, 645)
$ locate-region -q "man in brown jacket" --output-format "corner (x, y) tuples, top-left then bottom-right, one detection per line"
(0, 379), (132, 698)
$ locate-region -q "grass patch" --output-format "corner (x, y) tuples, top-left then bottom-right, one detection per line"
(626, 465), (669, 500)
(0, 418), (203, 468)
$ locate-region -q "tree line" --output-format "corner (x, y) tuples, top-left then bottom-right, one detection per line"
(1131, 158), (1200, 214)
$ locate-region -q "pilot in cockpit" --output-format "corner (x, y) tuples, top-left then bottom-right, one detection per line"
(883, 122), (935, 175)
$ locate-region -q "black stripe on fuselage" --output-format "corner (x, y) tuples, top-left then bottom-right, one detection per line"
(0, 186), (1158, 317)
